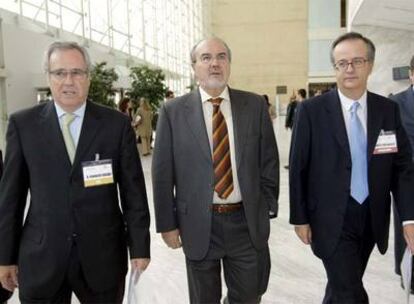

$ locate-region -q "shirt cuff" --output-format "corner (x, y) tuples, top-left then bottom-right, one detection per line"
(402, 220), (414, 226)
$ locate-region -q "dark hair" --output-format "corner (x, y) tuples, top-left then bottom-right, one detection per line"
(297, 89), (307, 99)
(166, 90), (174, 98)
(330, 32), (376, 65)
(410, 55), (414, 70)
(118, 97), (130, 113)
(190, 37), (232, 64)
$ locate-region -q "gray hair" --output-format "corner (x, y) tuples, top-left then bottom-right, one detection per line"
(330, 32), (376, 65)
(190, 37), (232, 64)
(43, 41), (92, 72)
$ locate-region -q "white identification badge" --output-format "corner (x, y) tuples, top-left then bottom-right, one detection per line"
(82, 158), (114, 187)
(373, 130), (398, 154)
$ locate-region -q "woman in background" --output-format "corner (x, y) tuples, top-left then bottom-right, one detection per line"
(136, 98), (153, 156)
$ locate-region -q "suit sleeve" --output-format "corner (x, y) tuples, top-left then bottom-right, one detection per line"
(151, 104), (177, 232)
(289, 103), (311, 225)
(391, 104), (414, 221)
(0, 116), (29, 264)
(118, 117), (150, 258)
(260, 97), (279, 216)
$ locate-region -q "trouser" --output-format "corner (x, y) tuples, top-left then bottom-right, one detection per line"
(322, 198), (375, 304)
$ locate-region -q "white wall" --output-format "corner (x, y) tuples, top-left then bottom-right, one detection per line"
(351, 25), (414, 96)
(0, 10), (137, 116)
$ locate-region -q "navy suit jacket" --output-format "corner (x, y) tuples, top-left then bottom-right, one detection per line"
(0, 101), (150, 299)
(392, 86), (414, 159)
(289, 89), (414, 259)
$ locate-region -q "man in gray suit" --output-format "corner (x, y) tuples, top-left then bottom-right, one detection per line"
(152, 37), (279, 303)
(392, 55), (414, 290)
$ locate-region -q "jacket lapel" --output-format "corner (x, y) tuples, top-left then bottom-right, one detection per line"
(40, 101), (73, 168)
(184, 90), (212, 163)
(324, 90), (351, 160)
(367, 92), (383, 162)
(71, 102), (101, 172)
(229, 88), (250, 169)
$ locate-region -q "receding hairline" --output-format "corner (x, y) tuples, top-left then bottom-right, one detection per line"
(190, 37), (232, 64)
(43, 41), (91, 73)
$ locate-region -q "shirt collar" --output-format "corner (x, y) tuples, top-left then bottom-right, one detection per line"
(199, 86), (230, 104)
(337, 89), (367, 113)
(54, 101), (87, 119)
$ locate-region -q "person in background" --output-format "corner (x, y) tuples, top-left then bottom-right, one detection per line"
(136, 97), (153, 156)
(152, 37), (279, 303)
(165, 90), (175, 101)
(118, 97), (134, 121)
(391, 55), (414, 293)
(263, 94), (277, 120)
(284, 88), (306, 169)
(0, 41), (150, 303)
(289, 31), (414, 303)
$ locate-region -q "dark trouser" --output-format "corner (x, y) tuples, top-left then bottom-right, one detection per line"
(185, 208), (269, 304)
(20, 244), (125, 304)
(322, 198), (375, 304)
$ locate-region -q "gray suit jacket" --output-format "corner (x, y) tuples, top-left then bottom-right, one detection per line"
(392, 86), (414, 159)
(152, 88), (279, 260)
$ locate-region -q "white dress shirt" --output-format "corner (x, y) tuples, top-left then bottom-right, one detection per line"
(199, 87), (243, 204)
(338, 89), (367, 139)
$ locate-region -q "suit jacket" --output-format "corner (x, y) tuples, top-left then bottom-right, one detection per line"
(0, 101), (150, 298)
(152, 88), (279, 260)
(289, 89), (414, 259)
(391, 86), (414, 158)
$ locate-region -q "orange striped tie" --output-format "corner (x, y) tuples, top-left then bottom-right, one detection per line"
(210, 98), (234, 199)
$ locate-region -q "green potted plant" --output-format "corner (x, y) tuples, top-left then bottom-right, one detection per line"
(128, 65), (168, 129)
(88, 62), (119, 108)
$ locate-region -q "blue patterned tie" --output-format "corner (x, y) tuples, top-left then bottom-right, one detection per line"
(349, 102), (369, 204)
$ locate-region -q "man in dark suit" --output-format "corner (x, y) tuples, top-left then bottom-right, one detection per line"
(289, 32), (414, 303)
(0, 150), (12, 304)
(152, 37), (279, 303)
(391, 55), (414, 290)
(0, 42), (150, 303)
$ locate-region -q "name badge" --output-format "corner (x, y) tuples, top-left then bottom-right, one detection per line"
(82, 159), (114, 187)
(373, 130), (398, 154)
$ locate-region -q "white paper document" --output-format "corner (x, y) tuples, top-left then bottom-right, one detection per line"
(401, 246), (412, 304)
(126, 269), (142, 304)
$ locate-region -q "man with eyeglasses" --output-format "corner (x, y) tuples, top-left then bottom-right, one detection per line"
(391, 55), (414, 293)
(0, 41), (150, 303)
(289, 32), (414, 303)
(152, 37), (279, 303)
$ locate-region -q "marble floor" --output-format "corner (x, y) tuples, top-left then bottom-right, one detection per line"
(9, 117), (407, 303)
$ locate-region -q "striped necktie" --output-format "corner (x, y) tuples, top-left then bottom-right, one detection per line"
(210, 97), (234, 199)
(62, 113), (76, 164)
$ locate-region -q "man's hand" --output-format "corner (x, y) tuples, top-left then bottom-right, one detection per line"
(403, 224), (414, 254)
(294, 224), (312, 245)
(130, 258), (150, 272)
(161, 229), (182, 249)
(0, 265), (18, 292)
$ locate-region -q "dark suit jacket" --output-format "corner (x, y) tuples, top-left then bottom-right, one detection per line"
(0, 101), (150, 299)
(152, 88), (279, 260)
(392, 86), (414, 158)
(289, 89), (414, 259)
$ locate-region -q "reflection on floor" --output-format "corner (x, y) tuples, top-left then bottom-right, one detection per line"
(9, 117), (405, 303)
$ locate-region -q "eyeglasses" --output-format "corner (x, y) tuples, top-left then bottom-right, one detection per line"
(48, 69), (89, 81)
(334, 58), (369, 71)
(198, 53), (228, 64)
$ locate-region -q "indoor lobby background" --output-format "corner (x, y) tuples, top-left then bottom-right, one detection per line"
(1, 0), (414, 303)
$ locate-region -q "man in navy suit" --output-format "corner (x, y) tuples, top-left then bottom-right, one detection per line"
(391, 55), (414, 290)
(0, 42), (150, 303)
(289, 32), (414, 303)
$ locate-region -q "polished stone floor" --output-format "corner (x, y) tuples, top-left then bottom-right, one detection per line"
(9, 117), (406, 303)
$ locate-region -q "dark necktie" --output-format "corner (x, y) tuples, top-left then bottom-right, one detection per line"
(210, 97), (234, 199)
